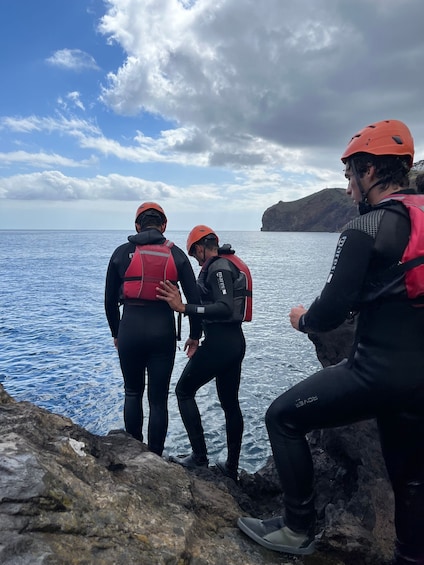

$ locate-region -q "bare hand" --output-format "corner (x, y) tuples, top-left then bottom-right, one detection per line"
(113, 337), (118, 349)
(156, 280), (185, 313)
(184, 338), (199, 358)
(289, 304), (307, 331)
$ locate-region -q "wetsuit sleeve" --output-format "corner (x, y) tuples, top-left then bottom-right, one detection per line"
(173, 249), (203, 340)
(301, 228), (374, 333)
(104, 251), (122, 339)
(184, 267), (234, 320)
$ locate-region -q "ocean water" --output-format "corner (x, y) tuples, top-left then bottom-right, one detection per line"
(0, 229), (339, 472)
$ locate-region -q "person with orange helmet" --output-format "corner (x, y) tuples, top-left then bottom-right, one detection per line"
(238, 120), (424, 564)
(157, 225), (251, 482)
(105, 203), (201, 456)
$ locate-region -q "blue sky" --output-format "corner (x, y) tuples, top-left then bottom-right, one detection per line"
(1, 0), (424, 231)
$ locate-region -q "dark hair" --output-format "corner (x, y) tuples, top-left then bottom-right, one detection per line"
(136, 210), (165, 229)
(347, 153), (411, 188)
(200, 234), (218, 252)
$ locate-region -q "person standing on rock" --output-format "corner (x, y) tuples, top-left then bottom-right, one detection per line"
(157, 225), (252, 482)
(238, 119), (424, 565)
(105, 202), (202, 456)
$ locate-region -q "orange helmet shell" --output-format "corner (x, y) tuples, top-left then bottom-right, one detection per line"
(135, 202), (167, 223)
(341, 119), (414, 168)
(186, 225), (218, 255)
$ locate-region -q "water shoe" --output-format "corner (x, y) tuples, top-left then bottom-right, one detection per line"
(169, 452), (208, 469)
(216, 460), (238, 482)
(237, 515), (315, 555)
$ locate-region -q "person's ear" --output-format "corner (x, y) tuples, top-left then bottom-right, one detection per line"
(135, 222), (141, 233)
(366, 164), (376, 180)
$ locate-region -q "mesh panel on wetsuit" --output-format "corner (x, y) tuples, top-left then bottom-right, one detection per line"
(343, 209), (385, 239)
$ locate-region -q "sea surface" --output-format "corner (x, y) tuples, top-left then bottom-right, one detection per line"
(0, 229), (339, 472)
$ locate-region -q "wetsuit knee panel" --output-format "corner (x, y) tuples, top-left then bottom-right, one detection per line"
(266, 401), (305, 438)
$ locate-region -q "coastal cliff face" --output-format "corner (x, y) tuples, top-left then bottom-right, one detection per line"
(261, 188), (357, 232)
(0, 321), (394, 564)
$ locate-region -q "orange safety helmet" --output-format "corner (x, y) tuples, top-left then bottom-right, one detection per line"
(135, 202), (167, 223)
(186, 225), (219, 255)
(341, 119), (414, 168)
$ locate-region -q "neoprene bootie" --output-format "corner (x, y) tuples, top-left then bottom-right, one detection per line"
(237, 515), (315, 555)
(169, 452), (208, 469)
(216, 460), (238, 482)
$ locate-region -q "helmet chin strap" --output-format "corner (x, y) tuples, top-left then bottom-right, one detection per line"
(350, 161), (393, 215)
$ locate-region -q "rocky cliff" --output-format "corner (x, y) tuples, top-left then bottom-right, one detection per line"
(0, 322), (395, 565)
(261, 188), (357, 232)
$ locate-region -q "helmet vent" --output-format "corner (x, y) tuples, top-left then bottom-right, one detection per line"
(392, 135), (403, 145)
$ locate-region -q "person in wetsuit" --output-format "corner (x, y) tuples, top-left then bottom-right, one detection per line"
(157, 225), (247, 481)
(104, 202), (201, 456)
(238, 119), (424, 565)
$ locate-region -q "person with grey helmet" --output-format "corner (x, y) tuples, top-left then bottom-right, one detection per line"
(238, 120), (424, 564)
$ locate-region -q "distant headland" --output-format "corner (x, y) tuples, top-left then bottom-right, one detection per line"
(261, 164), (424, 232)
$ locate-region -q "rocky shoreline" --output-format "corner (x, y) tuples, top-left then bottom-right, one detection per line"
(0, 322), (394, 564)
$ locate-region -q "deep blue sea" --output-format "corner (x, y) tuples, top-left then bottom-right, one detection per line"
(0, 229), (339, 472)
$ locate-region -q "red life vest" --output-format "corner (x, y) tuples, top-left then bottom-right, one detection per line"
(389, 194), (424, 300)
(218, 245), (253, 322)
(123, 240), (178, 301)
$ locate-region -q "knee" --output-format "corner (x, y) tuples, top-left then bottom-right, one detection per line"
(175, 381), (192, 401)
(265, 397), (298, 438)
(265, 400), (281, 433)
(124, 388), (140, 398)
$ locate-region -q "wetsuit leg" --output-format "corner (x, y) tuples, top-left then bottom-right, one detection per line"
(117, 339), (146, 442)
(378, 412), (424, 565)
(117, 305), (176, 453)
(175, 349), (213, 458)
(175, 324), (245, 459)
(215, 329), (245, 470)
(265, 360), (381, 532)
(146, 338), (176, 455)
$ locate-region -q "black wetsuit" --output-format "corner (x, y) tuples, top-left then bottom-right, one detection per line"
(178, 256), (246, 470)
(105, 228), (201, 455)
(265, 191), (424, 564)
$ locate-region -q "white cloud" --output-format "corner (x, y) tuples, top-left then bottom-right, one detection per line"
(57, 92), (86, 112)
(0, 171), (211, 201)
(1, 115), (101, 137)
(46, 48), (99, 71)
(0, 151), (92, 169)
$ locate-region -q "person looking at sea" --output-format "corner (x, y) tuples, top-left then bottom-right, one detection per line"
(238, 119), (424, 565)
(157, 225), (252, 482)
(104, 202), (201, 456)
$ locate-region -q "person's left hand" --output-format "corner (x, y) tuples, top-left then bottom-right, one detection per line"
(157, 280), (185, 313)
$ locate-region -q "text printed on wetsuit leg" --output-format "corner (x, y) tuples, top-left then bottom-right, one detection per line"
(295, 396), (318, 408)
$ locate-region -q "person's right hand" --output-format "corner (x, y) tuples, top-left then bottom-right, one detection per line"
(184, 338), (199, 358)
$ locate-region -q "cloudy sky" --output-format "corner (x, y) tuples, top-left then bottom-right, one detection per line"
(1, 0), (424, 231)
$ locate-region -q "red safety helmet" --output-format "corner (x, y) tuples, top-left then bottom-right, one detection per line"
(186, 225), (219, 255)
(135, 202), (167, 223)
(341, 119), (414, 168)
